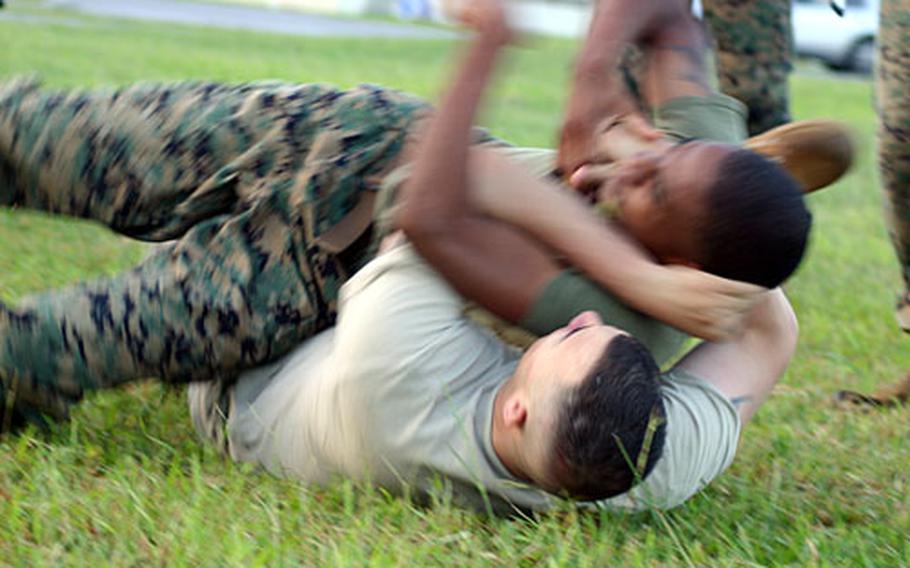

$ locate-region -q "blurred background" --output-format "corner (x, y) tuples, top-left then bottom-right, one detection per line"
(3, 0), (880, 73)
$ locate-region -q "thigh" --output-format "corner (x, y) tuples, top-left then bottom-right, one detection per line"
(0, 83), (431, 421)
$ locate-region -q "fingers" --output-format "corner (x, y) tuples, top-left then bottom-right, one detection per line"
(560, 111), (661, 186)
(557, 120), (595, 179)
(568, 163), (615, 192)
(659, 265), (768, 341)
(621, 113), (662, 142)
(694, 304), (747, 342)
(703, 287), (767, 341)
(704, 280), (766, 340)
(450, 0), (513, 42)
(669, 264), (767, 297)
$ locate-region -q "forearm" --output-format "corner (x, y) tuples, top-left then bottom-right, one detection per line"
(398, 35), (504, 234)
(468, 148), (661, 307)
(560, 0), (689, 173)
(642, 16), (713, 107)
(744, 288), (799, 351)
(394, 9), (565, 323)
(588, 18), (713, 162)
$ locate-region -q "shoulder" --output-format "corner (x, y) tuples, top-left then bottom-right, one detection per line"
(597, 368), (741, 511)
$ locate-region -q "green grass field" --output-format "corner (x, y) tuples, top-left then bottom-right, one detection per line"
(1, 2), (909, 565)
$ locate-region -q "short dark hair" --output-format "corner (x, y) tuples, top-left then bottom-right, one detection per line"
(551, 334), (667, 501)
(699, 149), (812, 288)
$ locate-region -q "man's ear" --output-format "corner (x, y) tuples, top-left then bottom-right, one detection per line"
(502, 394), (528, 429)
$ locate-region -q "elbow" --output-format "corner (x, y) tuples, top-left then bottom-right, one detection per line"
(395, 181), (428, 237)
(395, 189), (450, 245)
(394, 195), (421, 238)
(772, 291), (800, 362)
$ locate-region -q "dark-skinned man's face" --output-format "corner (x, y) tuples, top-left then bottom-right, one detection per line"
(597, 141), (734, 266)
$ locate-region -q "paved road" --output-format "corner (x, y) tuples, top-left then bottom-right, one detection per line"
(31, 0), (457, 39)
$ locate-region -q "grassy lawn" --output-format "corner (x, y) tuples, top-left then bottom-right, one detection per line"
(1, 2), (909, 566)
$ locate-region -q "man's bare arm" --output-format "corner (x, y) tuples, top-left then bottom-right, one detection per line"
(673, 288), (798, 424)
(558, 0), (690, 174)
(574, 14), (713, 169)
(642, 15), (713, 107)
(466, 148), (766, 341)
(397, 0), (562, 322)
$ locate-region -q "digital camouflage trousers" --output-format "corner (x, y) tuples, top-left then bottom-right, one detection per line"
(0, 78), (432, 429)
(837, 0), (910, 405)
(877, 0), (910, 319)
(701, 0), (793, 136)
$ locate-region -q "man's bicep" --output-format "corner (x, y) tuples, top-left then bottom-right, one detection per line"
(409, 216), (561, 324)
(673, 341), (768, 407)
(672, 292), (797, 424)
(675, 320), (792, 423)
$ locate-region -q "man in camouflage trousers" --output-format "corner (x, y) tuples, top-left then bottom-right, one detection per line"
(855, 0), (910, 404)
(879, 1), (910, 317)
(700, 0), (793, 135)
(821, 0), (910, 405)
(0, 78), (444, 429)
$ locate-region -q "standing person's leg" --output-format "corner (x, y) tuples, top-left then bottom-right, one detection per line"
(700, 0), (792, 136)
(838, 0), (910, 406)
(1, 82), (430, 431)
(878, 0), (910, 335)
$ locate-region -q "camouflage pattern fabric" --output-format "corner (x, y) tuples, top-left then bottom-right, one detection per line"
(835, 0), (910, 406)
(701, 0), (792, 135)
(0, 78), (431, 429)
(877, 0), (910, 327)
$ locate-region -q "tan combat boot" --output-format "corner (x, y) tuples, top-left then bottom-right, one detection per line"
(590, 118), (854, 194)
(744, 119), (855, 194)
(834, 294), (910, 408)
(896, 290), (910, 333)
(836, 372), (910, 407)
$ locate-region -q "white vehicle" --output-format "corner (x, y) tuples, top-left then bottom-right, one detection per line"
(792, 0), (879, 73)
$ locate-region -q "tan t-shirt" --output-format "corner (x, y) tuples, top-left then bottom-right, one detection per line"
(219, 244), (552, 514)
(202, 245), (741, 513)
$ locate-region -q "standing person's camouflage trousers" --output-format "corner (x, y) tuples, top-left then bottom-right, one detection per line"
(870, 0), (910, 403)
(0, 77), (435, 430)
(878, 0), (910, 327)
(701, 0), (792, 135)
(835, 0), (910, 406)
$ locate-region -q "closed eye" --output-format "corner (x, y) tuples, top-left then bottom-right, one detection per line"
(561, 325), (591, 343)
